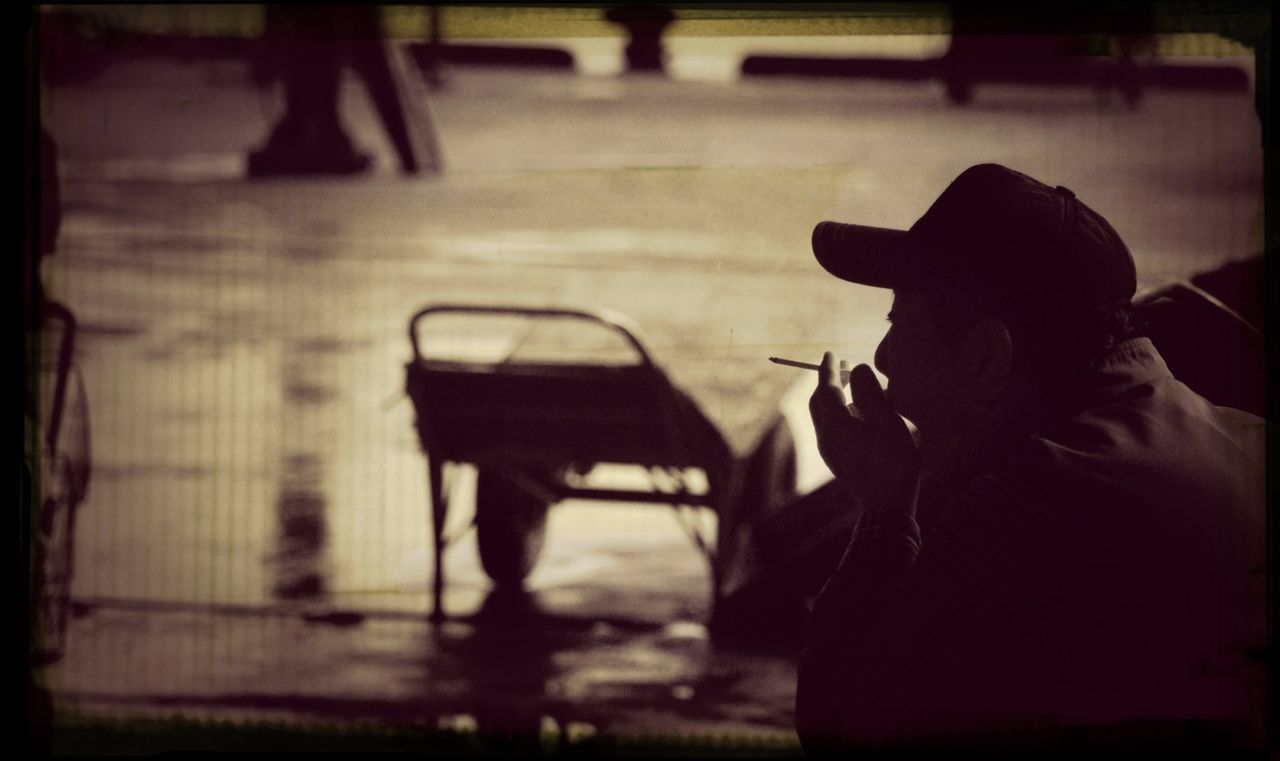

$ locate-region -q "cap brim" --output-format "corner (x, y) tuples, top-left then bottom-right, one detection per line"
(812, 221), (936, 289)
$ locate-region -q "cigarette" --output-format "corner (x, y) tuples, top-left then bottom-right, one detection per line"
(769, 356), (822, 371)
(769, 356), (851, 384)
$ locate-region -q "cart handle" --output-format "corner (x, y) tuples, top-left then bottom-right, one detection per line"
(408, 304), (659, 368)
(42, 300), (77, 460)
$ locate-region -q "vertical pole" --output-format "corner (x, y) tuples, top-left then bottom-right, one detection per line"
(425, 5), (443, 89)
(428, 455), (448, 622)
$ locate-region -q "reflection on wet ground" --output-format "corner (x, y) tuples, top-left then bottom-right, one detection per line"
(55, 584), (799, 748)
(269, 345), (342, 602)
(435, 589), (574, 734)
(271, 454), (328, 601)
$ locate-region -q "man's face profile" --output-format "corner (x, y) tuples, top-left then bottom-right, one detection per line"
(873, 291), (959, 436)
(875, 288), (1023, 445)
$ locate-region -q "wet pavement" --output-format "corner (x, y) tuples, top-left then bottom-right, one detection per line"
(35, 46), (1261, 752)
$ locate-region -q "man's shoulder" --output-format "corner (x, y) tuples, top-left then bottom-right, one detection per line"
(932, 339), (1265, 536)
(951, 381), (1265, 535)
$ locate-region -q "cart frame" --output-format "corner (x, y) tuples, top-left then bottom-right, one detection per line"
(405, 304), (734, 620)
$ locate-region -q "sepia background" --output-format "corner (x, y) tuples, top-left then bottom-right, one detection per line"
(29, 4), (1264, 753)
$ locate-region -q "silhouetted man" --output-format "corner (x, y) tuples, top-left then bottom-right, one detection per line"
(796, 165), (1266, 753)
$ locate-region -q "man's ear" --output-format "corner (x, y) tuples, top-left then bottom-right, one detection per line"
(958, 317), (1013, 398)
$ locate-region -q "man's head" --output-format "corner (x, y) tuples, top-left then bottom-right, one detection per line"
(813, 164), (1139, 434)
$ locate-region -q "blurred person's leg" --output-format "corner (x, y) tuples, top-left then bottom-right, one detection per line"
(247, 6), (371, 177)
(605, 6), (674, 74)
(249, 4), (289, 87)
(341, 6), (420, 175)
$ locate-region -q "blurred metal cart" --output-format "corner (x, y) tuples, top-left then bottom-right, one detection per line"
(404, 304), (735, 621)
(31, 300), (92, 665)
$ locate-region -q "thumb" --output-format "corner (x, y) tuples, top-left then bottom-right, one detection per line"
(849, 364), (896, 423)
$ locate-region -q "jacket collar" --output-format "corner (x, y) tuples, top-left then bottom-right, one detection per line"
(1086, 337), (1174, 400)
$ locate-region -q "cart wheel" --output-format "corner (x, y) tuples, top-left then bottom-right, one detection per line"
(475, 469), (552, 587)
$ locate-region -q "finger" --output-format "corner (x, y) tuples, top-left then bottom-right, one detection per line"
(849, 364), (896, 423)
(810, 387), (849, 439)
(809, 381), (848, 429)
(813, 353), (849, 411)
(817, 351), (842, 389)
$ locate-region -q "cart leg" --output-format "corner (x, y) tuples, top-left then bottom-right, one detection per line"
(705, 461), (744, 640)
(427, 455), (448, 623)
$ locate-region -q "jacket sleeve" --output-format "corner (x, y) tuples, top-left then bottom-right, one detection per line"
(795, 474), (1038, 752)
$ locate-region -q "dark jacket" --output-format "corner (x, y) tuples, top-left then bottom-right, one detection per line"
(796, 338), (1267, 753)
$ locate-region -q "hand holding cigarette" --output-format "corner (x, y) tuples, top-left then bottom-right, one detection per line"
(804, 351), (920, 517)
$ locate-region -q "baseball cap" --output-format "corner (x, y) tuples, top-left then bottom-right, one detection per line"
(811, 164), (1137, 312)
